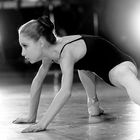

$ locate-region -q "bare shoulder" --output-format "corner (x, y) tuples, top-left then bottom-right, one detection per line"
(62, 35), (82, 41)
(61, 35), (87, 62)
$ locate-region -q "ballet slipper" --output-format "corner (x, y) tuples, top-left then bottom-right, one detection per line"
(87, 98), (104, 116)
(88, 105), (104, 116)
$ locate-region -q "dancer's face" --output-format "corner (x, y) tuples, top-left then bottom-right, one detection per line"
(19, 33), (42, 64)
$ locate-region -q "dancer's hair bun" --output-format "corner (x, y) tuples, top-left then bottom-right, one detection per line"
(37, 15), (54, 32)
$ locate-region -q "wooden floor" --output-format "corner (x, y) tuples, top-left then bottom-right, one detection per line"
(0, 71), (140, 140)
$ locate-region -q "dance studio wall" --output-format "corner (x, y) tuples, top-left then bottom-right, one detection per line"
(99, 0), (140, 67)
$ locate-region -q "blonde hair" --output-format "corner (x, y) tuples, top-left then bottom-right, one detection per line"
(18, 16), (56, 44)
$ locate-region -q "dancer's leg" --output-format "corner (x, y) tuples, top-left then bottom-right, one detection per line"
(78, 70), (103, 116)
(109, 61), (140, 105)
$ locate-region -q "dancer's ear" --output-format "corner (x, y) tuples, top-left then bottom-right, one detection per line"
(39, 37), (46, 48)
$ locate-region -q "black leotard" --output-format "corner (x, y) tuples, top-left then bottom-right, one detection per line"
(60, 35), (135, 86)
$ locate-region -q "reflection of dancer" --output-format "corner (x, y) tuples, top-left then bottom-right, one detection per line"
(13, 15), (139, 133)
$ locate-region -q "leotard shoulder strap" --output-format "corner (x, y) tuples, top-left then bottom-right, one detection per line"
(59, 36), (83, 57)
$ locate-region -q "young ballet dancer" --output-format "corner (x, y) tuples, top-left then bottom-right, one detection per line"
(13, 15), (140, 133)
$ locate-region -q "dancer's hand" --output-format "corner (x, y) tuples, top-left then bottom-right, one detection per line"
(21, 122), (46, 133)
(12, 117), (36, 124)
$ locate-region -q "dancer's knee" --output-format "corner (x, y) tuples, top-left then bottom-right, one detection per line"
(109, 61), (137, 88)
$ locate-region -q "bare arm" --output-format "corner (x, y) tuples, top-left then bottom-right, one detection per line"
(21, 54), (75, 132)
(28, 60), (52, 121)
(38, 54), (74, 128)
(13, 59), (52, 123)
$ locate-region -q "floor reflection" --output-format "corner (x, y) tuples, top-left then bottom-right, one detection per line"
(0, 73), (140, 140)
